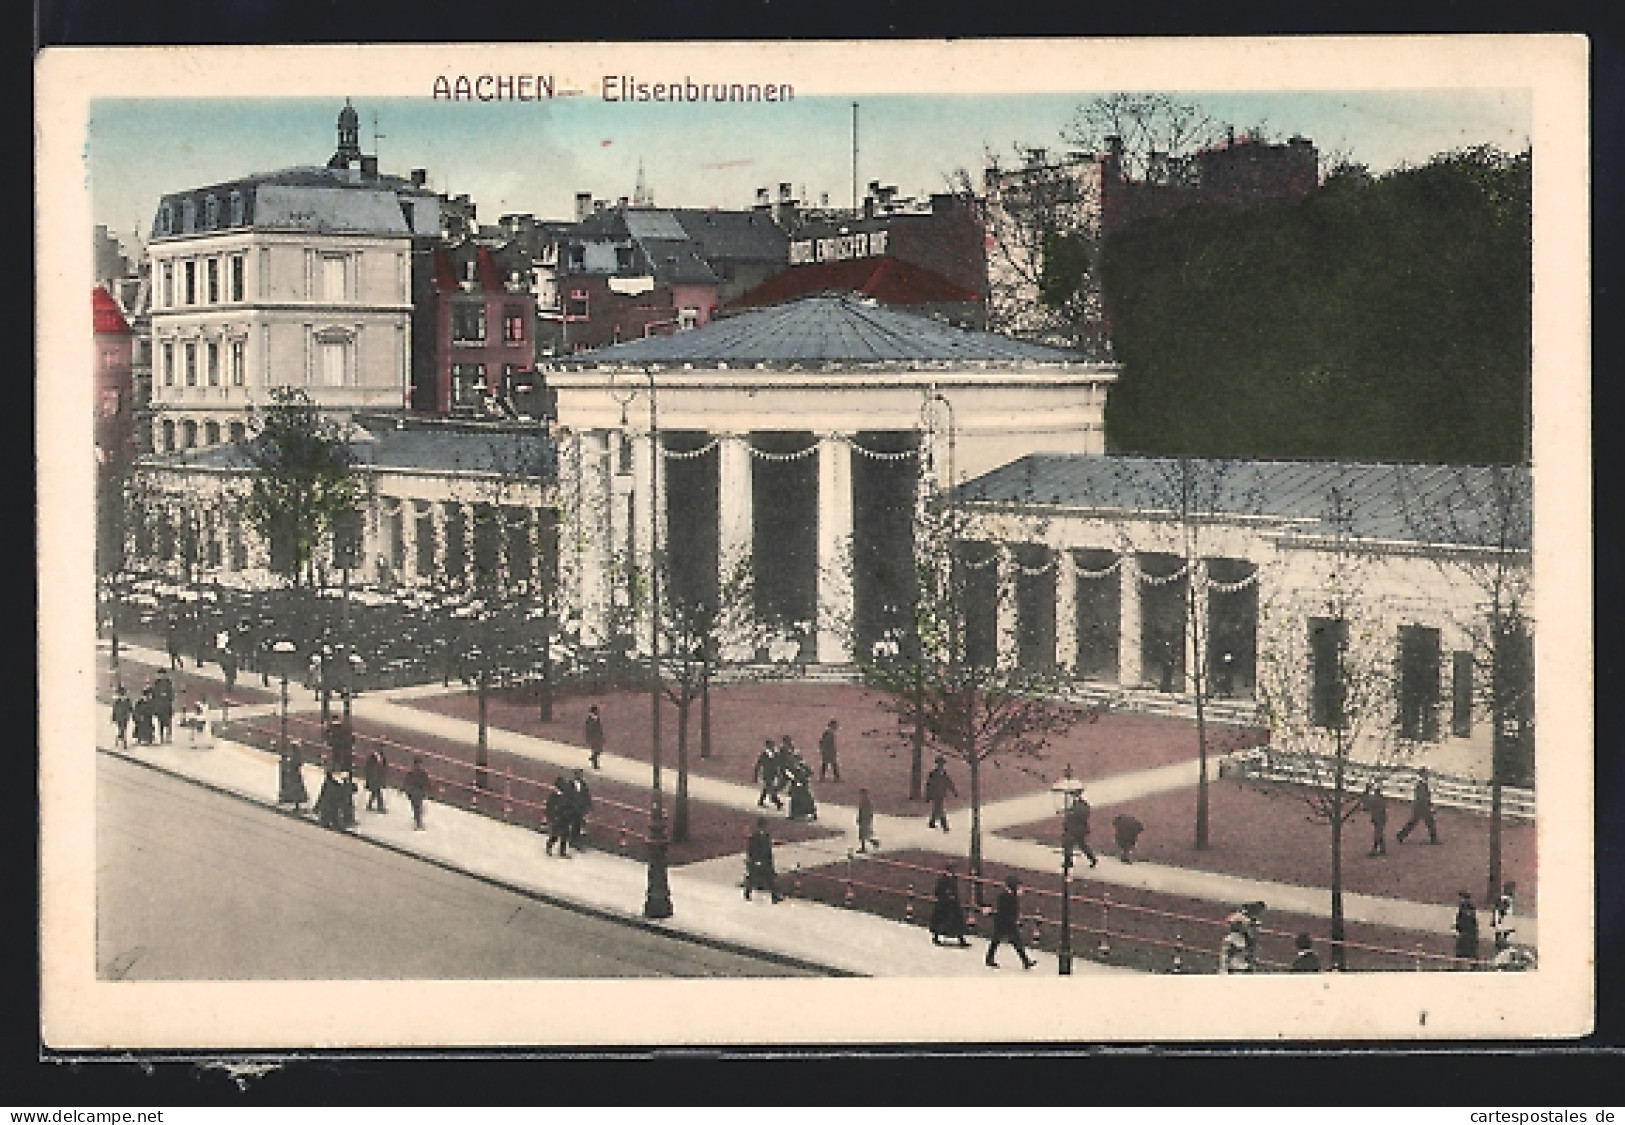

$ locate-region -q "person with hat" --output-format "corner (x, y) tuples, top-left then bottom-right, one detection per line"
(1362, 778), (1389, 856)
(855, 787), (879, 853)
(545, 776), (573, 857)
(566, 768), (593, 849)
(754, 739), (785, 810)
(1453, 890), (1481, 969)
(1063, 785), (1099, 868)
(151, 669), (175, 744)
(818, 719), (841, 782)
(363, 746), (389, 813)
(278, 741), (309, 811)
(132, 686), (156, 746)
(985, 874), (1035, 969)
(1395, 767), (1440, 845)
(743, 817), (783, 903)
(925, 755), (958, 833)
(584, 704), (605, 769)
(929, 861), (971, 948)
(403, 756), (431, 830)
(1290, 933), (1321, 972)
(110, 685), (133, 748)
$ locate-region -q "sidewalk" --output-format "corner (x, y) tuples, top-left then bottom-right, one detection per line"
(101, 641), (1533, 948)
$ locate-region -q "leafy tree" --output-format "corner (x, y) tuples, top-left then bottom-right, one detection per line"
(1101, 146), (1531, 463)
(242, 388), (358, 585)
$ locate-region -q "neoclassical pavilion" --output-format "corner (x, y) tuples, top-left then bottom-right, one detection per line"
(543, 295), (1119, 662)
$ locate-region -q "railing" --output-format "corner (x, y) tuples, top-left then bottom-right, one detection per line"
(1223, 748), (1535, 820)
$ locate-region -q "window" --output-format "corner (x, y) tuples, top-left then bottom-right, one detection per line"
(204, 421), (220, 445)
(206, 342), (220, 386)
(1397, 624), (1442, 742)
(204, 195), (219, 229)
(452, 303), (486, 343)
(452, 363), (486, 408)
(181, 419), (198, 448)
(207, 259), (219, 303)
(161, 419), (176, 452)
(162, 263), (175, 307)
(162, 342), (175, 387)
(566, 289), (589, 320)
(229, 191), (245, 226)
(615, 246), (635, 272)
(1309, 617), (1348, 729)
(503, 305), (526, 343)
(184, 342), (198, 387)
(321, 255), (347, 302)
(678, 306), (699, 331)
(321, 340), (347, 387)
(230, 256), (244, 301)
(1451, 650), (1474, 738)
(229, 340), (245, 387)
(184, 260), (196, 305)
(157, 204), (173, 236)
(181, 199), (196, 232)
(228, 421), (246, 443)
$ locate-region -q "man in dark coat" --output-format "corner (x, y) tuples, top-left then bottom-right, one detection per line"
(856, 787), (879, 853)
(339, 771), (358, 829)
(545, 777), (571, 857)
(363, 748), (388, 813)
(925, 755), (958, 832)
(1396, 767), (1440, 844)
(818, 719), (841, 781)
(278, 742), (309, 810)
(566, 769), (592, 849)
(313, 769), (345, 830)
(985, 875), (1035, 969)
(743, 817), (782, 902)
(1362, 780), (1389, 856)
(1112, 813), (1144, 863)
(929, 862), (970, 947)
(1454, 890), (1481, 968)
(584, 705), (605, 769)
(325, 719), (355, 775)
(1064, 789), (1099, 868)
(111, 686), (133, 748)
(219, 647), (238, 693)
(754, 739), (784, 809)
(403, 757), (430, 830)
(152, 671), (175, 743)
(166, 617), (183, 670)
(132, 688), (155, 745)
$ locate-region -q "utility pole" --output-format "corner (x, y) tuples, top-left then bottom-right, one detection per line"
(852, 102), (860, 212)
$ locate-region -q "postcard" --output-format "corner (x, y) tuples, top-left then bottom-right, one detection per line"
(37, 35), (1591, 1048)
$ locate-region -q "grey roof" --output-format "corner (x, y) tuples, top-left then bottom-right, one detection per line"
(636, 238), (723, 286)
(153, 165), (436, 240)
(622, 210), (691, 241)
(670, 208), (789, 262)
(151, 422), (554, 479)
(562, 294), (1084, 366)
(958, 455), (1531, 548)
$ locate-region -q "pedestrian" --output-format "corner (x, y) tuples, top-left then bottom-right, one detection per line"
(403, 756), (430, 830)
(743, 817), (783, 902)
(364, 747), (388, 813)
(929, 862), (971, 948)
(1218, 914), (1255, 974)
(1395, 767), (1441, 844)
(985, 874), (1035, 969)
(754, 739), (785, 810)
(166, 616), (182, 670)
(925, 755), (958, 832)
(313, 769), (345, 830)
(339, 771), (358, 829)
(567, 768), (592, 849)
(220, 646), (238, 694)
(1362, 779), (1388, 856)
(786, 757), (818, 821)
(152, 670), (175, 743)
(585, 704), (605, 769)
(856, 787), (879, 852)
(545, 776), (572, 857)
(278, 742), (309, 810)
(818, 719), (841, 781)
(111, 685), (133, 748)
(1112, 813), (1144, 863)
(1290, 932), (1321, 972)
(182, 695), (210, 746)
(1453, 890), (1481, 969)
(325, 718), (355, 775)
(132, 687), (155, 746)
(1063, 787), (1099, 868)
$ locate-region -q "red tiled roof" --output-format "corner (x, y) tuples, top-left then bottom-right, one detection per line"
(92, 286), (131, 335)
(728, 255), (982, 310)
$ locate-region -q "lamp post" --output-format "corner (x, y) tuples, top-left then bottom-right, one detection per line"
(1051, 764), (1085, 976)
(269, 638), (299, 756)
(613, 365), (672, 920)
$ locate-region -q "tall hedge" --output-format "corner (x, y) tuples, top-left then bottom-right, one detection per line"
(1099, 147), (1531, 464)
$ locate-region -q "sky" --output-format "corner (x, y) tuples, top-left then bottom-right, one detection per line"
(86, 90), (1531, 248)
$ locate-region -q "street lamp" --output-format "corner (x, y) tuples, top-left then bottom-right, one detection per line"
(611, 365), (672, 920)
(268, 638), (300, 756)
(1051, 763), (1086, 976)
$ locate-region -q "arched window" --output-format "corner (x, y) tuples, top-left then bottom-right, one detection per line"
(157, 204), (173, 237)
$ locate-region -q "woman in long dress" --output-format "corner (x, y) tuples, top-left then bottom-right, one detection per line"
(930, 863), (971, 947)
(278, 743), (309, 810)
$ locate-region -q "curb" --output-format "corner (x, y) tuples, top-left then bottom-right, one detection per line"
(99, 745), (860, 979)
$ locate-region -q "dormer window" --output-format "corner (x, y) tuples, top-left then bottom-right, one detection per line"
(157, 204), (173, 237)
(181, 199), (196, 232)
(229, 191), (245, 226)
(204, 195), (220, 229)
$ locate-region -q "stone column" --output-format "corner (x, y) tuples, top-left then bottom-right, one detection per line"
(1188, 558), (1209, 695)
(815, 434), (854, 664)
(995, 545), (1019, 671)
(399, 499), (418, 582)
(1119, 553), (1143, 688)
(576, 430), (613, 648)
(1054, 548), (1078, 675)
(718, 433), (754, 588)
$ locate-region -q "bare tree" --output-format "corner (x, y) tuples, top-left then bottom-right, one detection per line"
(1396, 464), (1534, 906)
(1061, 93), (1230, 184)
(1254, 487), (1418, 969)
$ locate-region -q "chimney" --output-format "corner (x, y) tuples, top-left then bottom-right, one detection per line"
(779, 182), (793, 203)
(755, 187), (770, 209)
(617, 196), (629, 210)
(411, 168), (428, 187)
